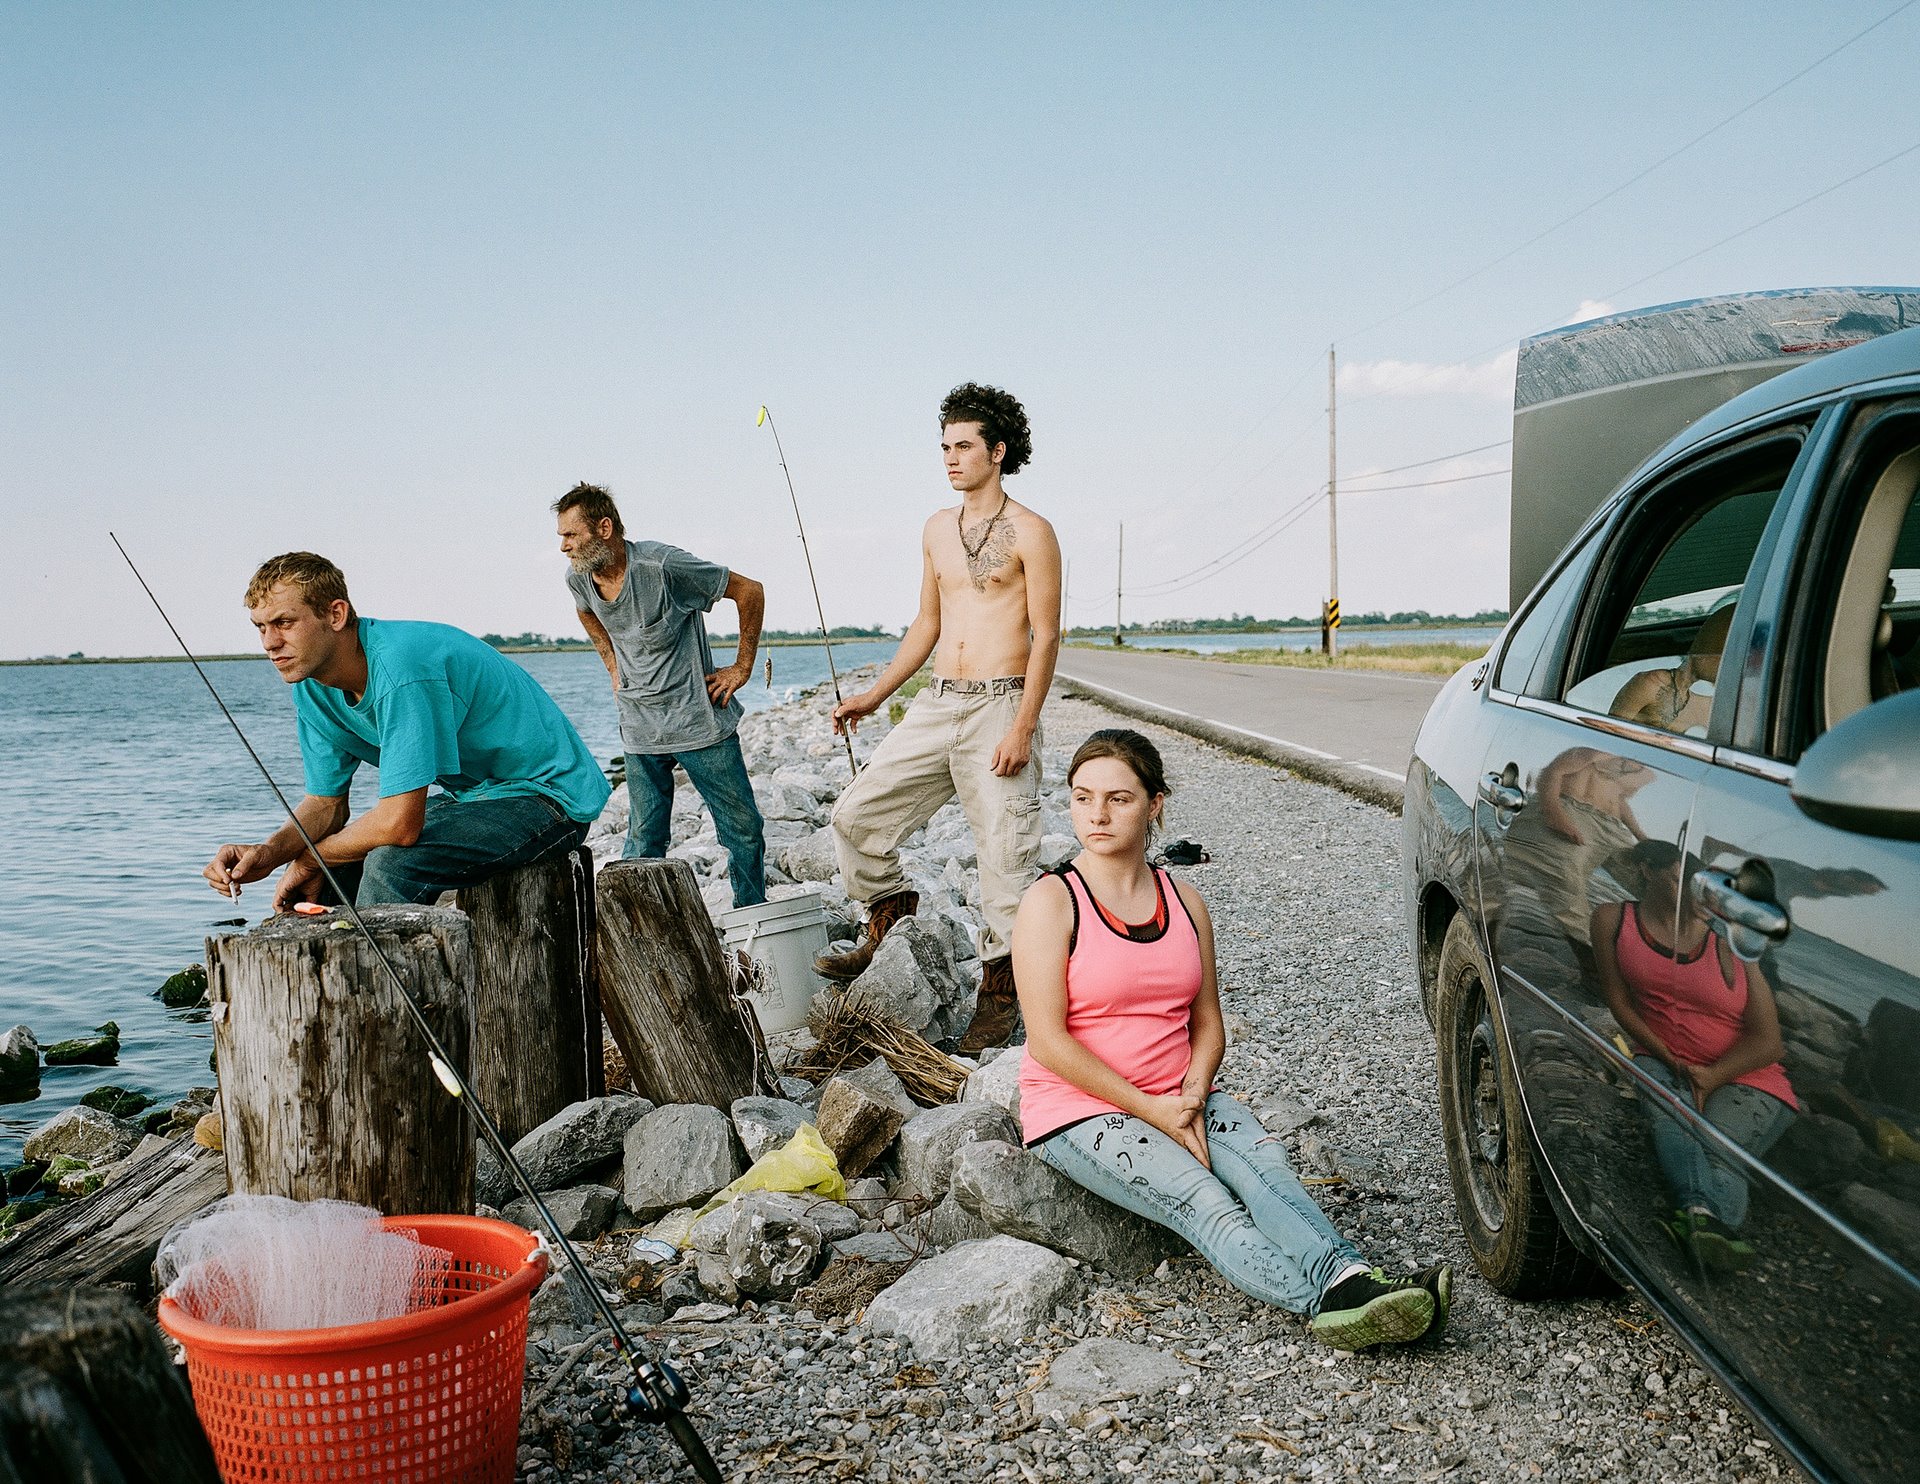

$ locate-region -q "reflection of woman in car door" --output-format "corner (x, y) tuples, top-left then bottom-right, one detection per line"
(1591, 840), (1797, 1272)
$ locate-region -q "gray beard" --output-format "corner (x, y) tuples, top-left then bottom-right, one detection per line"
(569, 539), (617, 575)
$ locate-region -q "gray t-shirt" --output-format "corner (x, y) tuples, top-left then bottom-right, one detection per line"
(568, 539), (741, 755)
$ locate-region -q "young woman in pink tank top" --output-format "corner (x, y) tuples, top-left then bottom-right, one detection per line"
(1012, 730), (1451, 1350)
(1593, 839), (1796, 1272)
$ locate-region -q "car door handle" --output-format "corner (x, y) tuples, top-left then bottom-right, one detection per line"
(1479, 773), (1526, 811)
(1691, 868), (1789, 945)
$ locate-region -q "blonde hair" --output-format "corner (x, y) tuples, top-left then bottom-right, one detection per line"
(244, 552), (355, 619)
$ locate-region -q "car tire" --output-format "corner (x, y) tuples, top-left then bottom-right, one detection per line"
(1435, 913), (1607, 1298)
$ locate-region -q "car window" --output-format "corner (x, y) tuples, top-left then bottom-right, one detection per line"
(1817, 420), (1920, 732)
(1562, 440), (1800, 736)
(1495, 528), (1596, 695)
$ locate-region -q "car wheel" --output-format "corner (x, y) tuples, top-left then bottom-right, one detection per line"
(1435, 913), (1606, 1297)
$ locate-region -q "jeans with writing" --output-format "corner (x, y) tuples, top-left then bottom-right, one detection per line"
(624, 732), (767, 908)
(1634, 1055), (1794, 1229)
(1037, 1091), (1362, 1315)
(350, 793), (587, 906)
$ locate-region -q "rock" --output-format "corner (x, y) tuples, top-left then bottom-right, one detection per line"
(1838, 1182), (1920, 1263)
(845, 919), (974, 1041)
(156, 965), (209, 1008)
(1038, 834), (1079, 872)
(725, 1191), (825, 1298)
(832, 1230), (921, 1263)
(193, 1110), (223, 1151)
(845, 1176), (890, 1216)
(840, 1057), (919, 1120)
(694, 1251), (740, 1303)
(778, 1075), (819, 1105)
(50, 1154), (105, 1198)
(669, 1301), (735, 1324)
(623, 1104), (743, 1222)
(80, 1085), (154, 1120)
(22, 1106), (141, 1166)
(1253, 1093), (1321, 1137)
(962, 1046), (1024, 1121)
(1770, 1112), (1868, 1192)
(780, 826), (841, 883)
(687, 1203), (736, 1255)
(894, 1103), (1021, 1201)
(42, 1021), (121, 1068)
(815, 1077), (906, 1179)
(772, 764), (835, 803)
(863, 1235), (1081, 1358)
(950, 1140), (1187, 1276)
(803, 1200), (861, 1243)
(153, 1087), (215, 1140)
(754, 778), (821, 824)
(729, 1096), (812, 1163)
(476, 1138), (514, 1209)
(504, 1183), (620, 1240)
(513, 1094), (655, 1192)
(1032, 1338), (1191, 1416)
(0, 1025), (41, 1092)
(919, 1192), (994, 1250)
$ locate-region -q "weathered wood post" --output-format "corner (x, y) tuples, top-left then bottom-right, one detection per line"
(205, 907), (475, 1214)
(595, 859), (755, 1109)
(0, 1286), (221, 1483)
(452, 845), (603, 1145)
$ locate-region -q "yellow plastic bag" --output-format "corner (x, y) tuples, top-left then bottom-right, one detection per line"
(685, 1124), (846, 1238)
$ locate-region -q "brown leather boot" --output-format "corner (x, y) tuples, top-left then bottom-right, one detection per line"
(958, 956), (1019, 1054)
(814, 889), (919, 982)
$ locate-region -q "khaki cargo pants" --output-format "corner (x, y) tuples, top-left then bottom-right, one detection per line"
(829, 681), (1044, 964)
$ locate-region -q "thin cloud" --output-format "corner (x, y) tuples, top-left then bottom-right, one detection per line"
(1338, 347), (1518, 400)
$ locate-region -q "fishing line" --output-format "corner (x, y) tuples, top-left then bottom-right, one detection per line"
(110, 533), (722, 1484)
(757, 406), (861, 778)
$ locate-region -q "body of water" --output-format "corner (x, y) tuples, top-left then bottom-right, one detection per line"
(0, 641), (894, 1165)
(1088, 625), (1502, 653)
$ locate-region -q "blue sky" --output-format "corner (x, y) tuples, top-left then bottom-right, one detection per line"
(5, 3), (1917, 657)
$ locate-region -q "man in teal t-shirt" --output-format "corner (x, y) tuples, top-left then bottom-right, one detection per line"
(203, 552), (610, 909)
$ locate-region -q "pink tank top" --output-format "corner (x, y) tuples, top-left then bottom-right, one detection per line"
(1019, 866), (1204, 1143)
(1615, 904), (1796, 1109)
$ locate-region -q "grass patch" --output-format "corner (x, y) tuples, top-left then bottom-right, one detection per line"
(1194, 642), (1489, 675)
(888, 668), (933, 723)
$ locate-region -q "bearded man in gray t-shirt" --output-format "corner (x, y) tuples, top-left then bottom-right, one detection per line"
(554, 482), (769, 907)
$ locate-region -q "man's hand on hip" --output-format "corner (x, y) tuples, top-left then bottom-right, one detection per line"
(706, 661), (752, 707)
(990, 723), (1035, 777)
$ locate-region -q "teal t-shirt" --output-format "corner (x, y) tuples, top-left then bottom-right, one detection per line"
(292, 618), (611, 824)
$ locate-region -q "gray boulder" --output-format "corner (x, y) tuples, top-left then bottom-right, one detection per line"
(0, 1025), (39, 1093)
(475, 1139), (514, 1209)
(780, 827), (841, 884)
(962, 1046), (1024, 1122)
(1032, 1338), (1191, 1416)
(917, 1192), (994, 1250)
(1037, 834), (1079, 872)
(726, 1191), (825, 1298)
(688, 1202), (737, 1255)
(694, 1251), (740, 1304)
(623, 1104), (743, 1222)
(22, 1106), (141, 1166)
(863, 1235), (1081, 1357)
(513, 1094), (655, 1192)
(950, 1139), (1187, 1276)
(503, 1183), (620, 1240)
(833, 1230), (920, 1263)
(894, 1103), (1021, 1201)
(845, 918), (974, 1041)
(815, 1077), (906, 1180)
(730, 1096), (812, 1163)
(839, 1057), (919, 1120)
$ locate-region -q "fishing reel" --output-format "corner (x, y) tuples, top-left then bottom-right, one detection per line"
(623, 1356), (691, 1421)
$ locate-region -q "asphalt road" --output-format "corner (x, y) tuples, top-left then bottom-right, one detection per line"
(1052, 644), (1455, 804)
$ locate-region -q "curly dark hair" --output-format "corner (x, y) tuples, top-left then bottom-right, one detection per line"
(939, 382), (1033, 476)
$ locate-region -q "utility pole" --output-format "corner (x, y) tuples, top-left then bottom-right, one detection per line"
(1113, 524), (1125, 646)
(1324, 344), (1340, 659)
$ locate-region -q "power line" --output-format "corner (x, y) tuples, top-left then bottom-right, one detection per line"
(1334, 0), (1916, 350)
(1125, 485), (1326, 596)
(1128, 487), (1331, 600)
(1342, 439), (1511, 482)
(1343, 467), (1511, 494)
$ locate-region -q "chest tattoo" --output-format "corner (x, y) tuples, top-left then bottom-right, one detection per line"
(961, 517), (1018, 591)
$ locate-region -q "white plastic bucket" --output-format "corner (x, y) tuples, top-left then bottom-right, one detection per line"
(719, 892), (830, 1034)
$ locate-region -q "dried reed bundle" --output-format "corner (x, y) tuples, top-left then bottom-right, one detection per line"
(792, 992), (968, 1106)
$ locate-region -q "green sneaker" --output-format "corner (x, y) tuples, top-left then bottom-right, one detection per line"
(1685, 1213), (1754, 1274)
(1310, 1269), (1436, 1350)
(1411, 1262), (1453, 1339)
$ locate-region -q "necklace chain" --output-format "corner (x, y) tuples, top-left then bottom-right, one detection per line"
(959, 494), (1010, 560)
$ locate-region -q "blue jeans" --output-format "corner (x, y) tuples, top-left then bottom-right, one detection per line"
(1635, 1056), (1795, 1229)
(624, 734), (767, 908)
(1037, 1091), (1363, 1315)
(353, 793), (588, 906)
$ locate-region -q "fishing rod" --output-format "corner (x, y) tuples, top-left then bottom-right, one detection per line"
(757, 405), (860, 779)
(110, 534), (721, 1484)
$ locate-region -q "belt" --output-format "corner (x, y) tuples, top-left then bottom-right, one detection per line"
(928, 675), (1026, 697)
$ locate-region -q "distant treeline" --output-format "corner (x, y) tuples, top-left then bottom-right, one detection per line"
(482, 625), (900, 652)
(1065, 609), (1507, 637)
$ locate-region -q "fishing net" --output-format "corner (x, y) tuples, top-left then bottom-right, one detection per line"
(157, 1195), (455, 1332)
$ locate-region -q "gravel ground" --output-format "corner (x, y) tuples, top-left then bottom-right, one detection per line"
(516, 692), (1795, 1484)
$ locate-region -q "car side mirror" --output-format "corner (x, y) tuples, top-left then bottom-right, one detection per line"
(1791, 689), (1920, 841)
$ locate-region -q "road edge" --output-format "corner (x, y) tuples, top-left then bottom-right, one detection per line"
(1052, 673), (1404, 814)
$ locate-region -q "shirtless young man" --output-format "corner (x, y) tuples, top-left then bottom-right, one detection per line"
(816, 383), (1062, 1052)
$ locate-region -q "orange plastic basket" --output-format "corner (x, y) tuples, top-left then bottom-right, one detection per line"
(157, 1215), (549, 1484)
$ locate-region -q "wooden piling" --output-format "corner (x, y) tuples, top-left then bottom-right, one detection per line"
(595, 859), (756, 1109)
(453, 845), (603, 1146)
(206, 907), (475, 1215)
